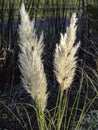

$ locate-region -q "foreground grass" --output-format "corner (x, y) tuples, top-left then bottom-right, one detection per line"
(20, 68), (98, 130)
(0, 66), (98, 130)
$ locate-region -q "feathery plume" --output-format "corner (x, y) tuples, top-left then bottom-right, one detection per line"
(18, 3), (47, 112)
(54, 13), (80, 91)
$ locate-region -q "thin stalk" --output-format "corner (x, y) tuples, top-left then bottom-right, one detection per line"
(0, 101), (24, 128)
(36, 108), (48, 130)
(67, 69), (84, 130)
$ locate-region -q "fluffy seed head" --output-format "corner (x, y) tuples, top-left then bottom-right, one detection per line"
(18, 3), (47, 112)
(54, 13), (80, 90)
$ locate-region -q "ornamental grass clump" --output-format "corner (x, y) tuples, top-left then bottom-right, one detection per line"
(54, 13), (80, 91)
(18, 3), (81, 129)
(18, 3), (47, 113)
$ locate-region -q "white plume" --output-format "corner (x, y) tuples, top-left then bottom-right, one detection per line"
(18, 3), (47, 112)
(54, 13), (80, 91)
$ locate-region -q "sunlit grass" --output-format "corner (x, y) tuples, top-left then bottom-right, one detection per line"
(0, 66), (97, 129)
(0, 1), (98, 129)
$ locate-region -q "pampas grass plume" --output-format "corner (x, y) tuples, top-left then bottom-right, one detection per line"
(18, 3), (47, 113)
(54, 13), (80, 91)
